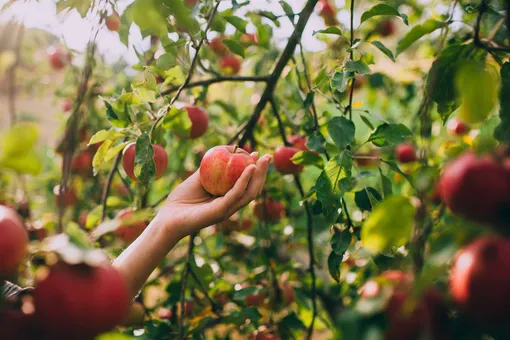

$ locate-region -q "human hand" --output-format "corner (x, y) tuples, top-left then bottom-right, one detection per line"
(155, 152), (272, 239)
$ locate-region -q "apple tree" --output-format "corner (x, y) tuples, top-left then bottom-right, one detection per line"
(1, 0), (510, 339)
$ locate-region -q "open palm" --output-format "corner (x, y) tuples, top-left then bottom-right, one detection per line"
(157, 153), (272, 238)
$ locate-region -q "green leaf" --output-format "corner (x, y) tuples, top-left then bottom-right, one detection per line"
(291, 151), (324, 169)
(426, 44), (485, 122)
(222, 39), (245, 58)
(367, 123), (412, 147)
(361, 195), (415, 254)
(96, 333), (134, 340)
(360, 4), (409, 25)
(162, 106), (192, 137)
(370, 41), (395, 62)
(88, 130), (125, 146)
(224, 16), (247, 33)
(328, 116), (355, 149)
(328, 251), (343, 282)
(134, 133), (156, 187)
(104, 142), (128, 163)
(105, 101), (129, 128)
(306, 134), (326, 153)
(303, 92), (315, 111)
(354, 187), (382, 212)
(397, 19), (446, 56)
(313, 26), (343, 36)
(331, 229), (351, 255)
(456, 61), (499, 124)
(381, 159), (414, 187)
(164, 0), (199, 33)
(156, 53), (177, 70)
(495, 62), (510, 142)
(315, 151), (353, 222)
(279, 1), (295, 19)
(126, 0), (169, 37)
(92, 139), (113, 171)
(0, 123), (42, 175)
(330, 69), (351, 93)
(345, 60), (371, 76)
(379, 167), (393, 198)
(66, 222), (93, 249)
(56, 0), (91, 17)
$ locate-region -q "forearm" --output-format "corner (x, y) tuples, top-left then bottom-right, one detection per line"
(112, 214), (184, 299)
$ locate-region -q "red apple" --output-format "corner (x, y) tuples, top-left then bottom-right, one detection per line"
(158, 308), (173, 320)
(274, 146), (304, 174)
(200, 145), (256, 196)
(0, 309), (41, 340)
(114, 208), (149, 243)
(185, 0), (198, 6)
(438, 152), (510, 224)
(105, 12), (120, 32)
(288, 135), (309, 151)
(253, 199), (284, 222)
(181, 105), (209, 139)
(241, 33), (259, 45)
(48, 49), (70, 70)
(450, 236), (510, 327)
(377, 20), (397, 37)
(209, 37), (227, 56)
(184, 301), (194, 316)
(70, 151), (93, 176)
(62, 99), (72, 112)
(54, 185), (78, 207)
(33, 263), (130, 339)
(219, 55), (242, 75)
(447, 119), (470, 136)
(318, 0), (338, 26)
(0, 205), (28, 276)
(245, 290), (266, 306)
(122, 143), (168, 182)
(395, 143), (417, 163)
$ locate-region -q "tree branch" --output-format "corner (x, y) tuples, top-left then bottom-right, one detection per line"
(160, 75), (270, 96)
(100, 147), (123, 222)
(179, 233), (196, 340)
(347, 0), (356, 121)
(238, 0), (320, 146)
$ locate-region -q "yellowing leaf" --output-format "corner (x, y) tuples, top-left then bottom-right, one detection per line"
(361, 195), (415, 253)
(352, 101), (364, 108)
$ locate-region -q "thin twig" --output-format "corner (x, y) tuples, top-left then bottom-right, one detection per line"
(347, 0), (356, 121)
(189, 267), (220, 313)
(269, 97), (290, 146)
(179, 233), (197, 339)
(160, 75), (270, 96)
(100, 148), (123, 222)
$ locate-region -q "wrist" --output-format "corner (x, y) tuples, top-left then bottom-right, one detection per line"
(152, 212), (187, 242)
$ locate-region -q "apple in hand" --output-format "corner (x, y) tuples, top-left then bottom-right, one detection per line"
(395, 143), (416, 163)
(438, 152), (510, 224)
(200, 145), (255, 196)
(106, 12), (121, 32)
(0, 205), (28, 276)
(253, 199), (284, 222)
(122, 142), (168, 181)
(33, 262), (130, 339)
(219, 55), (242, 75)
(274, 146), (303, 174)
(450, 236), (510, 328)
(115, 208), (149, 243)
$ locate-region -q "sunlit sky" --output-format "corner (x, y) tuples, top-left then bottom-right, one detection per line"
(0, 0), (454, 66)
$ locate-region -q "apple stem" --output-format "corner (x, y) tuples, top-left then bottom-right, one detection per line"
(233, 145), (239, 153)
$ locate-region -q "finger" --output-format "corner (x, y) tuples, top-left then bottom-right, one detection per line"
(235, 154), (272, 208)
(250, 151), (259, 163)
(211, 164), (256, 218)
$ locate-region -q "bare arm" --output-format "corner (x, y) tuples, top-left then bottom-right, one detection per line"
(113, 153), (272, 299)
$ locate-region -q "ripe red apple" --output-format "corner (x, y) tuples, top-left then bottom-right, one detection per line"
(209, 37), (227, 56)
(245, 290), (266, 306)
(54, 185), (78, 207)
(395, 143), (417, 163)
(318, 0), (338, 26)
(280, 282), (295, 306)
(438, 152), (510, 224)
(385, 288), (449, 340)
(288, 135), (309, 151)
(48, 49), (70, 70)
(0, 309), (41, 340)
(0, 205), (28, 276)
(447, 119), (470, 136)
(377, 20), (396, 37)
(185, 0), (198, 6)
(105, 12), (120, 32)
(33, 263), (130, 339)
(252, 326), (281, 340)
(158, 308), (173, 320)
(450, 236), (510, 327)
(184, 301), (194, 316)
(181, 105), (209, 139)
(114, 208), (149, 243)
(253, 199), (284, 222)
(122, 142), (168, 182)
(200, 145), (256, 196)
(274, 146), (304, 174)
(70, 151), (93, 176)
(219, 55), (242, 75)
(241, 33), (259, 45)
(62, 99), (72, 112)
